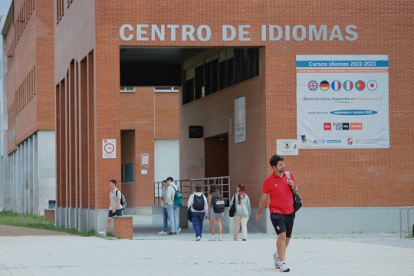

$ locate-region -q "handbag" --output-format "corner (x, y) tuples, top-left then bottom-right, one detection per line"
(293, 193), (303, 213)
(229, 195), (236, 217)
(187, 207), (192, 222)
(286, 171), (303, 212)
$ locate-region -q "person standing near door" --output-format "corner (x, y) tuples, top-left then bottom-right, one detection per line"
(158, 180), (169, 235)
(166, 176), (181, 234)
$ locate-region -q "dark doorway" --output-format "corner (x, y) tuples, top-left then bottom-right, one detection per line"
(204, 134), (229, 178)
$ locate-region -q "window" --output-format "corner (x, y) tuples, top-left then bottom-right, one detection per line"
(154, 87), (179, 92)
(183, 48), (259, 105)
(120, 86), (135, 92)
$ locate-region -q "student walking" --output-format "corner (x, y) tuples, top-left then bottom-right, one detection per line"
(158, 180), (169, 235)
(187, 184), (208, 241)
(207, 184), (224, 241)
(230, 184), (251, 241)
(256, 155), (299, 272)
(98, 179), (123, 237)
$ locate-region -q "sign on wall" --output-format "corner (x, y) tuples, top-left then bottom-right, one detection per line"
(296, 55), (389, 149)
(234, 96), (246, 143)
(277, 139), (298, 155)
(102, 139), (116, 158)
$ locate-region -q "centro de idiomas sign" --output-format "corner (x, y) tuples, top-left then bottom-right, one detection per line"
(119, 24), (358, 42)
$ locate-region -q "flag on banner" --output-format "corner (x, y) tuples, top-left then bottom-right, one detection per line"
(343, 80), (353, 91)
(367, 80), (377, 91)
(331, 80), (341, 91)
(308, 80), (318, 91)
(355, 80), (365, 91)
(320, 80), (330, 91)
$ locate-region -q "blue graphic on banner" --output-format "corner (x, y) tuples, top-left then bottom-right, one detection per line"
(330, 110), (378, 116)
(296, 60), (389, 68)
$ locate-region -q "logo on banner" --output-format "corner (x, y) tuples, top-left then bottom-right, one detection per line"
(308, 80), (318, 91)
(334, 122), (342, 130)
(348, 137), (353, 145)
(355, 80), (365, 91)
(320, 80), (330, 91)
(324, 123), (332, 130)
(343, 80), (353, 91)
(331, 80), (341, 91)
(367, 80), (377, 91)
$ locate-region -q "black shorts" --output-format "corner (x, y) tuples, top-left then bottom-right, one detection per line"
(270, 212), (295, 238)
(108, 209), (123, 217)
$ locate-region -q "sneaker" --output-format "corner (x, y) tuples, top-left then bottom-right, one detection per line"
(234, 238), (238, 241)
(242, 239), (247, 241)
(177, 228), (182, 234)
(167, 232), (174, 235)
(98, 231), (106, 237)
(273, 252), (282, 269)
(209, 237), (217, 241)
(218, 236), (222, 241)
(280, 262), (290, 272)
(158, 231), (167, 235)
(196, 236), (201, 241)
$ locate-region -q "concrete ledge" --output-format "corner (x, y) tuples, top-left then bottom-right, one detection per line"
(113, 216), (133, 239)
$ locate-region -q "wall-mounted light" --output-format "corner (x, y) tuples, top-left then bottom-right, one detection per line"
(7, 55), (13, 58)
(17, 19), (25, 23)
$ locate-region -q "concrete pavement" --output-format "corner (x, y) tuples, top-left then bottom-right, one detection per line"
(0, 230), (413, 276)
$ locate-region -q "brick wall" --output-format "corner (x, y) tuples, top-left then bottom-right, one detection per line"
(44, 209), (55, 224)
(52, 0), (413, 213)
(113, 216), (133, 239)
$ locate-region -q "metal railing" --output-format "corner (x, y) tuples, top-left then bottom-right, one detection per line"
(154, 176), (231, 207)
(399, 206), (413, 239)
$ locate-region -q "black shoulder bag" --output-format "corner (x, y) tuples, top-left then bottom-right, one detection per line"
(286, 171), (303, 212)
(229, 195), (236, 217)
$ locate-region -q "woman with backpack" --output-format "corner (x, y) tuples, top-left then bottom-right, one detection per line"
(187, 184), (208, 241)
(207, 184), (225, 241)
(230, 184), (251, 241)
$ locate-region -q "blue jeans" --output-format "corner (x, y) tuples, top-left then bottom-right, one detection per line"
(162, 207), (168, 232)
(191, 212), (205, 237)
(166, 205), (176, 233)
(173, 206), (179, 232)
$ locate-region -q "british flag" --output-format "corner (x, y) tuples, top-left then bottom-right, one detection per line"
(308, 80), (318, 91)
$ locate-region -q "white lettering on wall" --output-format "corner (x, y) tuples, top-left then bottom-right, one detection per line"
(119, 24), (359, 42)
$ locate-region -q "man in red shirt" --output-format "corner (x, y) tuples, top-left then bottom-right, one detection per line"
(256, 155), (299, 272)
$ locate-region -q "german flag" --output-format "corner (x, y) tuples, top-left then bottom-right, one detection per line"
(320, 80), (329, 91)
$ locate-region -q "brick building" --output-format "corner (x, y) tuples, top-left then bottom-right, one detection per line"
(2, 0), (413, 234)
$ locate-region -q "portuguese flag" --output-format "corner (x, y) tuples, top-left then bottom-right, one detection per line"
(355, 80), (365, 91)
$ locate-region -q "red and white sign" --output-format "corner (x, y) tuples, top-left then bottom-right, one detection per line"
(103, 139), (116, 158)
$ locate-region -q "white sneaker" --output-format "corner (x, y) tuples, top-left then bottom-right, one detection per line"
(273, 252), (282, 269)
(209, 237), (217, 241)
(177, 228), (182, 234)
(98, 231), (106, 237)
(196, 236), (201, 241)
(218, 236), (222, 241)
(158, 231), (167, 235)
(280, 262), (290, 272)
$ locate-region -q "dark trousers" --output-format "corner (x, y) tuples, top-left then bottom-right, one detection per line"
(191, 211), (205, 237)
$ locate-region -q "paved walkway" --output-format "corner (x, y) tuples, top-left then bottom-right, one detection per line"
(0, 228), (413, 276)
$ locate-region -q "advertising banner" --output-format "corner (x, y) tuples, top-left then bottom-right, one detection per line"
(297, 55), (389, 149)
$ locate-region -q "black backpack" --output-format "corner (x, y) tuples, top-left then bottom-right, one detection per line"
(212, 196), (225, 213)
(192, 194), (205, 211)
(116, 190), (127, 210)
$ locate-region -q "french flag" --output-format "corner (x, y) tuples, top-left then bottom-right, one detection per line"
(331, 80), (341, 91)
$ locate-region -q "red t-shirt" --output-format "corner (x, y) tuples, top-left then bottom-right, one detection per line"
(262, 171), (295, 215)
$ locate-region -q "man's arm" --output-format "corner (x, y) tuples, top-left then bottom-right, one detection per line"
(256, 193), (268, 221)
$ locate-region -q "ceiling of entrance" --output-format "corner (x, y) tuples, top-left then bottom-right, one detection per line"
(120, 47), (208, 64)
